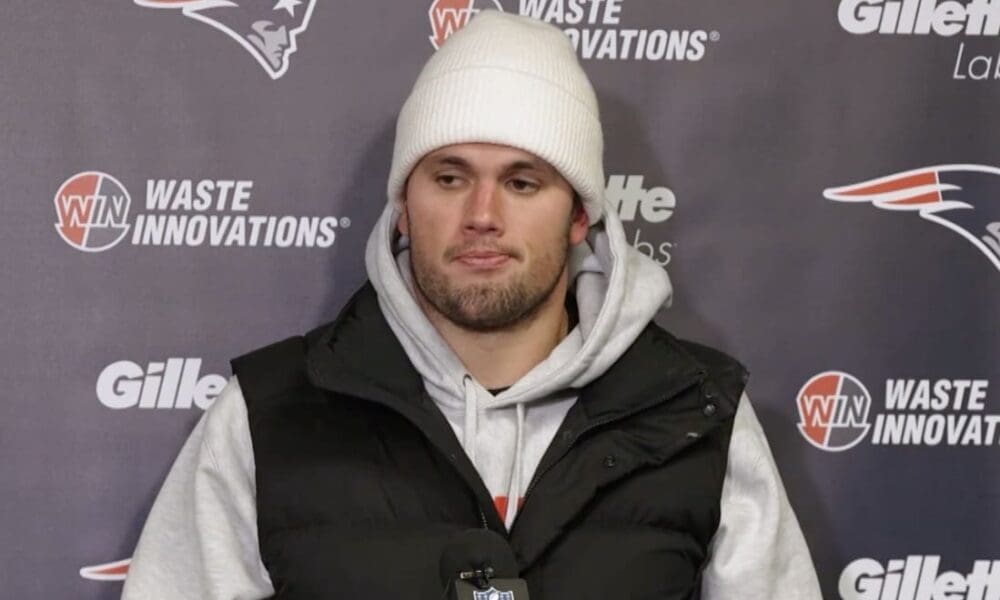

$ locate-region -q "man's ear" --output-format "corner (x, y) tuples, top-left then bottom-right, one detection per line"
(397, 183), (410, 236)
(569, 195), (589, 245)
(397, 202), (410, 236)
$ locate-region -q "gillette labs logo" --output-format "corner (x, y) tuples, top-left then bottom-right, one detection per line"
(608, 174), (676, 266)
(837, 1), (1000, 80)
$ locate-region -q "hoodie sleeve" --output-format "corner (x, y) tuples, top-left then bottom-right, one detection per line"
(121, 376), (274, 600)
(700, 393), (823, 600)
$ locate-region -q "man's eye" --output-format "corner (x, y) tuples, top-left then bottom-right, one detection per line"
(508, 179), (539, 193)
(436, 175), (463, 188)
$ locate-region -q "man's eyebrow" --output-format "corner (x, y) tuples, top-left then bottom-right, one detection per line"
(422, 154), (556, 176)
(425, 155), (471, 169)
(502, 159), (555, 177)
(503, 158), (560, 178)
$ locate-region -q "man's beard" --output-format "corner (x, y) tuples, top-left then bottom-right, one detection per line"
(408, 222), (572, 332)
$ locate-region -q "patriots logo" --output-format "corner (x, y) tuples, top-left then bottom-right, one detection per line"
(824, 165), (1000, 273)
(79, 558), (131, 581)
(135, 0), (316, 79)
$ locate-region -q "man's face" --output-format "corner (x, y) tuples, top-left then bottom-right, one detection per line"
(399, 143), (589, 332)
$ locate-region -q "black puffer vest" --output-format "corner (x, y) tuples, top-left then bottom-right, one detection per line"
(232, 284), (747, 600)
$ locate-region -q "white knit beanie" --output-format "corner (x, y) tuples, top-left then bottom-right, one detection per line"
(387, 10), (606, 225)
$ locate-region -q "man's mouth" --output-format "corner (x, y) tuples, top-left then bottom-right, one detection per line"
(455, 251), (511, 269)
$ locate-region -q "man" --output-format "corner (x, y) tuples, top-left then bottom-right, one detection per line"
(123, 11), (822, 599)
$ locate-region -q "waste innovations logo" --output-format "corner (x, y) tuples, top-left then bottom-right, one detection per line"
(837, 0), (1000, 80)
(824, 165), (1000, 273)
(428, 0), (721, 61)
(797, 372), (997, 451)
(839, 556), (1000, 599)
(608, 174), (676, 266)
(97, 358), (227, 410)
(54, 171), (347, 252)
(135, 0), (316, 79)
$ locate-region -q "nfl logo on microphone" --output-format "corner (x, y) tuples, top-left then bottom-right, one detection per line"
(473, 587), (515, 600)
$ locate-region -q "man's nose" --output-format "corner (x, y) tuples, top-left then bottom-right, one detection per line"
(462, 180), (504, 235)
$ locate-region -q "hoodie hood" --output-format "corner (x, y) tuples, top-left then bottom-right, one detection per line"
(365, 201), (671, 403)
(364, 200), (671, 527)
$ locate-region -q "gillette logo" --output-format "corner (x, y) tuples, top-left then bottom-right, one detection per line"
(97, 358), (227, 410)
(838, 0), (1000, 36)
(840, 556), (1000, 599)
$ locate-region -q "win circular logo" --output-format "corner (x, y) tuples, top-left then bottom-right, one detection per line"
(796, 371), (872, 452)
(53, 171), (131, 252)
(428, 0), (504, 49)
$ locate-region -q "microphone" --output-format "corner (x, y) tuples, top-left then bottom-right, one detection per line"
(439, 530), (530, 599)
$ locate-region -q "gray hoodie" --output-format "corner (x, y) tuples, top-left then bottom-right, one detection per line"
(121, 203), (823, 599)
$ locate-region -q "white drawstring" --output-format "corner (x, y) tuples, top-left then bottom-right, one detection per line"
(504, 402), (526, 528)
(462, 375), (478, 466)
(463, 376), (526, 529)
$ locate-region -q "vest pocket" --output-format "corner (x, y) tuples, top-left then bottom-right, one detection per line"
(531, 525), (703, 600)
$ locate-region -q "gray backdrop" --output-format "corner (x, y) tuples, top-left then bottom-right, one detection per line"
(2, 1), (998, 598)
